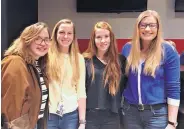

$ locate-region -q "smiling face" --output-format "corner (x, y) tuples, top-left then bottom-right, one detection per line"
(139, 16), (158, 43)
(29, 28), (50, 59)
(57, 23), (74, 51)
(95, 28), (110, 54)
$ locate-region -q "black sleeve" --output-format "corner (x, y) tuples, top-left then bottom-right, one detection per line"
(84, 58), (92, 93)
(119, 54), (128, 95)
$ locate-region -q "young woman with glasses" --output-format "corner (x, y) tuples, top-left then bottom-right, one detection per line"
(121, 10), (180, 129)
(1, 22), (50, 129)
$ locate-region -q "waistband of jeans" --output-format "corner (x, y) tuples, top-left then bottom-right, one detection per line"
(86, 108), (111, 112)
(64, 109), (78, 116)
(49, 109), (78, 118)
(124, 100), (166, 111)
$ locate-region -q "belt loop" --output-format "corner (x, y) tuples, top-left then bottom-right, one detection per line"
(150, 105), (155, 115)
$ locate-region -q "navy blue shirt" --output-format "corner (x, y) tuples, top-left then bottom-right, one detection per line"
(85, 55), (126, 113)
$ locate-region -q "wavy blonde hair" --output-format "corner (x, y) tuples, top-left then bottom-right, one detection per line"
(126, 10), (164, 77)
(47, 19), (80, 86)
(83, 21), (121, 95)
(4, 22), (49, 73)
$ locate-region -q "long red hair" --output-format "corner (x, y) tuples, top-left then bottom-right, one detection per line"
(83, 21), (121, 95)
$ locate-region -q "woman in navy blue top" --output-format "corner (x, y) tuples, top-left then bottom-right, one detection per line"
(83, 21), (126, 129)
(121, 10), (180, 129)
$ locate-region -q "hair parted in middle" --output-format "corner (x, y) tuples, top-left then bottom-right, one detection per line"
(126, 10), (164, 77)
(83, 21), (121, 96)
(47, 19), (80, 86)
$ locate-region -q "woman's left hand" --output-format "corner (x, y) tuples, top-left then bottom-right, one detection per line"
(78, 124), (85, 129)
(165, 124), (176, 129)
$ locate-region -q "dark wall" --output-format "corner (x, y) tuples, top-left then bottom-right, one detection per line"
(1, 0), (8, 58)
(1, 0), (38, 58)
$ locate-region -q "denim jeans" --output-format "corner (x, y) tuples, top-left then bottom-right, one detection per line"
(86, 109), (120, 129)
(177, 112), (184, 129)
(121, 101), (168, 129)
(34, 124), (37, 129)
(47, 110), (79, 129)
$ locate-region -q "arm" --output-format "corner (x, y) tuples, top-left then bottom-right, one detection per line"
(164, 45), (180, 128)
(77, 55), (87, 128)
(1, 56), (30, 122)
(168, 105), (179, 127)
(121, 42), (131, 58)
(119, 55), (127, 94)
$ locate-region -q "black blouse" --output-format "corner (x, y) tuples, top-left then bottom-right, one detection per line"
(85, 55), (127, 113)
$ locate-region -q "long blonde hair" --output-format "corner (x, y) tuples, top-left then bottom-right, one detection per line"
(83, 21), (121, 96)
(126, 10), (164, 77)
(47, 19), (80, 86)
(4, 22), (49, 72)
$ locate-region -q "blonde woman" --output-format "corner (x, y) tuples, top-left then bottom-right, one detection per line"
(83, 21), (126, 129)
(1, 22), (50, 129)
(47, 19), (86, 129)
(121, 10), (180, 129)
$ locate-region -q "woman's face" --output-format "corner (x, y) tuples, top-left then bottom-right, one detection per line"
(29, 28), (50, 59)
(57, 23), (74, 49)
(95, 28), (110, 54)
(139, 16), (158, 43)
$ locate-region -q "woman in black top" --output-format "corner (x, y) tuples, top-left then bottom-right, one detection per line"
(83, 21), (126, 129)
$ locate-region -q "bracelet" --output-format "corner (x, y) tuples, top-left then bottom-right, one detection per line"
(79, 119), (86, 124)
(168, 120), (178, 127)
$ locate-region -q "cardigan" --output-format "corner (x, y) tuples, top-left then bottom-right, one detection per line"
(121, 42), (180, 106)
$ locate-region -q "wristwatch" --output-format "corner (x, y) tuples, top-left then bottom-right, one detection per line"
(168, 120), (178, 127)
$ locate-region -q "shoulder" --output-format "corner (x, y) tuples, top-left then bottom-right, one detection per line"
(82, 54), (92, 63)
(162, 42), (179, 57)
(2, 55), (26, 68)
(1, 55), (28, 76)
(123, 42), (132, 48)
(77, 53), (84, 63)
(118, 54), (126, 63)
(77, 53), (85, 62)
(161, 42), (179, 64)
(84, 57), (92, 67)
(77, 53), (86, 68)
(162, 42), (177, 53)
(121, 42), (132, 57)
(78, 53), (84, 59)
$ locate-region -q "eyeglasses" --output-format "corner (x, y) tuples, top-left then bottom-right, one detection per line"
(34, 36), (51, 45)
(139, 23), (158, 29)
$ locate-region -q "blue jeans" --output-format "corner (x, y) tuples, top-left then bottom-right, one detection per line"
(121, 101), (168, 129)
(177, 111), (184, 129)
(34, 124), (37, 129)
(86, 109), (120, 129)
(47, 110), (79, 129)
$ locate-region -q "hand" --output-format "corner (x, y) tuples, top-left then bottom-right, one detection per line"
(78, 124), (85, 129)
(165, 124), (176, 129)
